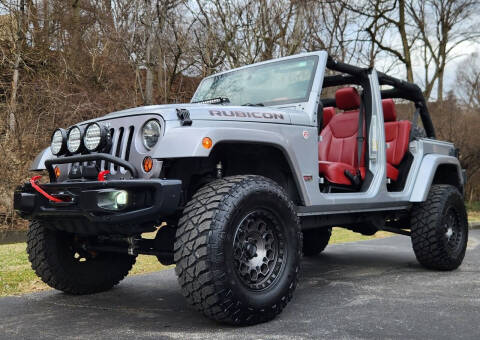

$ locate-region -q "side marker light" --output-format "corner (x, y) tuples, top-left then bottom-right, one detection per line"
(143, 157), (153, 172)
(202, 137), (213, 149)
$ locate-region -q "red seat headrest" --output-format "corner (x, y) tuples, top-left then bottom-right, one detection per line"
(322, 107), (336, 128)
(382, 99), (397, 122)
(336, 87), (360, 111)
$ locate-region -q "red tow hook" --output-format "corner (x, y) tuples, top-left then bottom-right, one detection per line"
(98, 170), (110, 182)
(30, 176), (66, 203)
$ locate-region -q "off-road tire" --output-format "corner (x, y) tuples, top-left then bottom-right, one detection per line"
(302, 228), (331, 256)
(27, 220), (136, 294)
(410, 184), (468, 270)
(174, 175), (302, 325)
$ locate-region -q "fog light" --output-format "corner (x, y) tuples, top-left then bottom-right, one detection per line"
(97, 190), (129, 211)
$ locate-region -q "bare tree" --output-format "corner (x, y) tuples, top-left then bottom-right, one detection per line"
(144, 0), (154, 104)
(455, 53), (480, 109)
(5, 0), (26, 134)
(407, 0), (480, 101)
(344, 0), (417, 82)
(304, 1), (362, 63)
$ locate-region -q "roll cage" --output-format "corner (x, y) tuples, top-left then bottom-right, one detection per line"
(322, 56), (435, 138)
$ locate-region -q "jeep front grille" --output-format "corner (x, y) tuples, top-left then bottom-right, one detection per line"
(101, 125), (135, 174)
(59, 114), (164, 180)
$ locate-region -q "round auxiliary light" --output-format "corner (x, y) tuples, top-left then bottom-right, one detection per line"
(50, 128), (67, 155)
(67, 126), (83, 153)
(84, 123), (108, 152)
(142, 119), (161, 149)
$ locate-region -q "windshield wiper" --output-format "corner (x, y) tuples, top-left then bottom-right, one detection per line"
(192, 97), (230, 105)
(242, 102), (264, 107)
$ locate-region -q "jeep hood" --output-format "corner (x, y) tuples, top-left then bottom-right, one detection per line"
(95, 103), (312, 126)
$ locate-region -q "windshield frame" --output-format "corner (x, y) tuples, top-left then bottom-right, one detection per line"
(191, 51), (328, 116)
(191, 56), (319, 107)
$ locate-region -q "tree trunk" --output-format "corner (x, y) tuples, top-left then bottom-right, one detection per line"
(9, 0), (26, 135)
(144, 1), (154, 105)
(9, 55), (20, 133)
(71, 0), (81, 55)
(398, 0), (414, 83)
(437, 68), (444, 102)
(103, 0), (114, 29)
(145, 66), (154, 105)
(42, 0), (49, 46)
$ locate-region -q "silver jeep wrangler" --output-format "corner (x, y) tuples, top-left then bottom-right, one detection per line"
(14, 51), (468, 325)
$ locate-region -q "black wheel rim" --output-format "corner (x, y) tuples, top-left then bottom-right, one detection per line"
(60, 233), (97, 264)
(443, 207), (463, 253)
(232, 209), (286, 291)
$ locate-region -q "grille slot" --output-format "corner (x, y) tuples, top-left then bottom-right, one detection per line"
(125, 126), (134, 162)
(96, 125), (136, 174)
(103, 128), (115, 171)
(113, 127), (124, 171)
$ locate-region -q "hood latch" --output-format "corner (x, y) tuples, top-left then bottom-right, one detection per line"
(176, 108), (192, 126)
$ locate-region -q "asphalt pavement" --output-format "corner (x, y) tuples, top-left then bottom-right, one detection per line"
(1, 230), (479, 340)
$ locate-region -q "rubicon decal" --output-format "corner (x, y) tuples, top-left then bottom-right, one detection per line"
(209, 110), (284, 120)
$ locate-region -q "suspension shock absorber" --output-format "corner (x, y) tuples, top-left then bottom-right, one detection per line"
(216, 161), (223, 179)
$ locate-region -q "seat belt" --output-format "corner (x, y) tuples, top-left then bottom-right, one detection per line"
(317, 102), (323, 136)
(356, 98), (365, 169)
(344, 96), (365, 189)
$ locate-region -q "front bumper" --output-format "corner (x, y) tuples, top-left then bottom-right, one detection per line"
(14, 179), (182, 225)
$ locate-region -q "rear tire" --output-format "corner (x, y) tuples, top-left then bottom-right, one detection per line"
(174, 175), (302, 325)
(27, 220), (136, 294)
(302, 228), (331, 256)
(410, 185), (468, 270)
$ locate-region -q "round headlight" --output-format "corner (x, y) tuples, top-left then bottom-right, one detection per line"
(83, 123), (106, 152)
(67, 126), (83, 153)
(50, 128), (66, 155)
(142, 119), (161, 149)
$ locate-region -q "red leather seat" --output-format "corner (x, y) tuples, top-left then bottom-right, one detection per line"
(318, 87), (366, 186)
(382, 99), (411, 181)
(322, 107), (336, 129)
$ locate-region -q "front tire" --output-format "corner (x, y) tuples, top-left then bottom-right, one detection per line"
(174, 175), (302, 325)
(27, 220), (136, 294)
(410, 185), (468, 270)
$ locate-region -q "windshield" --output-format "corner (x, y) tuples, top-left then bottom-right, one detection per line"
(191, 56), (319, 106)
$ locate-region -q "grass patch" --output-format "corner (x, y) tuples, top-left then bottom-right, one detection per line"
(469, 211), (480, 222)
(466, 201), (480, 212)
(467, 201), (480, 222)
(0, 243), (44, 297)
(330, 228), (392, 244)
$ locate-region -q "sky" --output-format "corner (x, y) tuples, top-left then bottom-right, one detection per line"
(441, 42), (480, 94)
